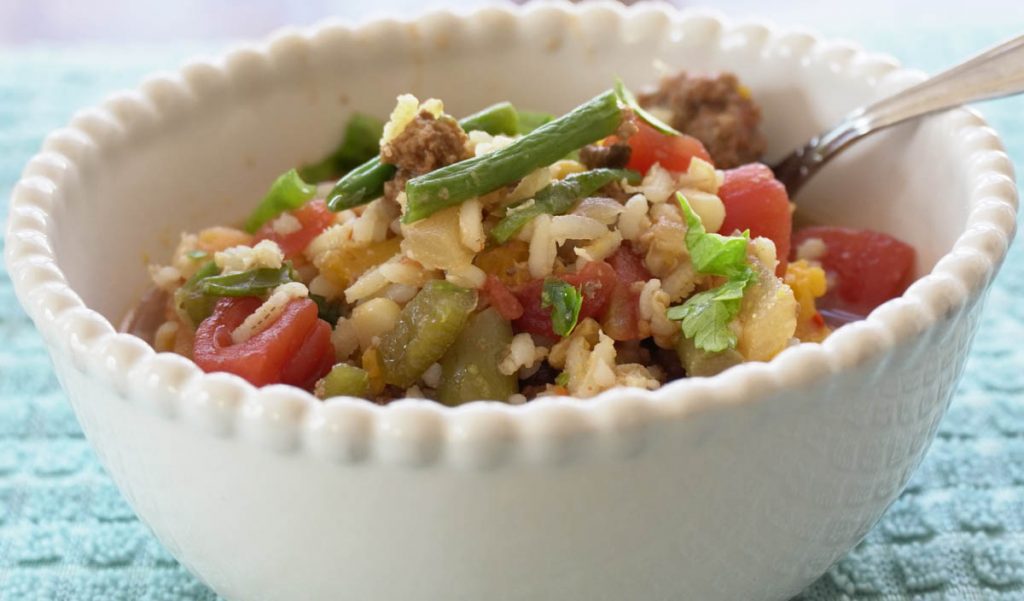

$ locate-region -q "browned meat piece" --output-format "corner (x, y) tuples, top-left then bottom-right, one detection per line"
(579, 142), (632, 170)
(638, 71), (766, 168)
(380, 111), (470, 174)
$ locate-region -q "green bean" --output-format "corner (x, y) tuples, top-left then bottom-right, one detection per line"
(243, 169), (317, 233)
(403, 89), (623, 223)
(378, 280), (478, 388)
(326, 103), (524, 212)
(517, 110), (555, 134)
(299, 113), (385, 183)
(458, 102), (520, 137)
(675, 335), (743, 377)
(174, 261), (221, 327)
(490, 167), (639, 243)
(199, 265), (295, 297)
(437, 307), (517, 405)
(318, 364), (371, 399)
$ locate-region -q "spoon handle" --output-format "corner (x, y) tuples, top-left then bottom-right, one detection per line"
(774, 33), (1024, 195)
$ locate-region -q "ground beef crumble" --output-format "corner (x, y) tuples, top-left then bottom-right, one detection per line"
(638, 71), (766, 169)
(380, 110), (471, 203)
(579, 142), (632, 169)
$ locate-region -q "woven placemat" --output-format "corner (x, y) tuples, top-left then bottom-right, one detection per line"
(1, 25), (1022, 600)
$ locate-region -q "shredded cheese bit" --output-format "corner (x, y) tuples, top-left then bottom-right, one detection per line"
(231, 282), (309, 344)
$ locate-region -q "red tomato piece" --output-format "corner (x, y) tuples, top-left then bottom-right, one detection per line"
(601, 245), (651, 341)
(193, 296), (335, 389)
(620, 119), (712, 175)
(256, 199), (334, 258)
(513, 261), (617, 338)
(483, 275), (524, 321)
(717, 163), (792, 276)
(792, 226), (916, 316)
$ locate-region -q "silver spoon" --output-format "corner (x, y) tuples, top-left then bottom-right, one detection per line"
(772, 33), (1024, 196)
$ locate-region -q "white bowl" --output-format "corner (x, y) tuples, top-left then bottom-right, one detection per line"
(4, 3), (1018, 600)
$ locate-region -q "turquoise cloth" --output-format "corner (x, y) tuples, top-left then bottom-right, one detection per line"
(1, 27), (1023, 600)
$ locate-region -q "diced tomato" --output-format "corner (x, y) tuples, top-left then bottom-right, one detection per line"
(619, 119), (712, 175)
(483, 275), (524, 321)
(513, 261), (617, 338)
(193, 296), (335, 389)
(601, 245), (651, 341)
(717, 163), (792, 276)
(256, 199), (334, 258)
(792, 226), (916, 316)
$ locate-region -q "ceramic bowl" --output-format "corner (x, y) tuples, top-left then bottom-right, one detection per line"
(4, 3), (1018, 600)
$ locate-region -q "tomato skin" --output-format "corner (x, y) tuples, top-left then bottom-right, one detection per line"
(483, 275), (524, 321)
(193, 296), (335, 389)
(256, 199), (334, 258)
(513, 261), (617, 338)
(717, 163), (792, 276)
(621, 120), (712, 175)
(792, 226), (916, 316)
(601, 245), (652, 341)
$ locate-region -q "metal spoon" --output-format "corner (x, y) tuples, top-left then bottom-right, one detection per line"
(772, 33), (1024, 196)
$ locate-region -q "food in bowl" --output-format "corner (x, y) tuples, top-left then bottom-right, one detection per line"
(124, 70), (915, 404)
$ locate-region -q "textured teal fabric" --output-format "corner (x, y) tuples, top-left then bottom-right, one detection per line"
(1, 27), (1022, 600)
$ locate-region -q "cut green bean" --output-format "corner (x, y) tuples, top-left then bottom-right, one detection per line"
(613, 78), (681, 137)
(458, 102), (520, 137)
(318, 364), (371, 399)
(243, 169), (317, 233)
(326, 103), (525, 212)
(403, 89), (623, 223)
(199, 265), (295, 297)
(437, 307), (518, 405)
(517, 110), (555, 134)
(299, 113), (385, 183)
(378, 280), (478, 388)
(490, 168), (639, 243)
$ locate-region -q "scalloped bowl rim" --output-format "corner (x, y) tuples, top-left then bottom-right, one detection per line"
(3, 1), (1018, 464)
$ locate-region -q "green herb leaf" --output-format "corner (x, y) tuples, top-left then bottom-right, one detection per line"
(173, 260), (221, 327)
(667, 193), (756, 353)
(243, 169), (317, 234)
(666, 270), (753, 353)
(678, 192), (751, 279)
(541, 278), (583, 337)
(614, 78), (681, 137)
(299, 113), (385, 183)
(555, 371), (570, 387)
(310, 293), (345, 326)
(199, 265), (295, 297)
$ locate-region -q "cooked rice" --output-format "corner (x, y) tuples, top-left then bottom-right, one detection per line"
(149, 265), (182, 291)
(330, 317), (359, 359)
(499, 333), (549, 376)
(445, 263), (487, 289)
(270, 213), (302, 236)
(550, 215), (609, 244)
(344, 265), (390, 304)
(421, 363), (443, 389)
(796, 237), (827, 261)
(459, 198), (485, 252)
(231, 282), (308, 344)
(574, 230), (623, 266)
(215, 239), (284, 274)
(681, 189), (726, 233)
(618, 194), (650, 242)
(308, 274), (343, 300)
(527, 214), (556, 278)
(351, 297), (401, 351)
(153, 320), (180, 352)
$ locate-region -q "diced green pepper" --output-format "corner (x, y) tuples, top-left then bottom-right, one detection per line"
(378, 280), (478, 388)
(318, 363), (371, 399)
(437, 307), (518, 405)
(243, 169), (317, 233)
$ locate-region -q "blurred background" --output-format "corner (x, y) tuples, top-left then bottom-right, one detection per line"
(0, 0), (1021, 45)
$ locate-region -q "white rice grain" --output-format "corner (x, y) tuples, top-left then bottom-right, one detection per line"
(153, 321), (180, 352)
(353, 199), (395, 244)
(618, 194), (650, 241)
(330, 317), (359, 360)
(422, 363), (443, 389)
(345, 267), (390, 304)
(148, 265), (182, 291)
(574, 230), (623, 266)
(215, 239), (284, 274)
(446, 264), (487, 289)
(681, 189), (726, 233)
(796, 237), (827, 261)
(550, 215), (608, 244)
(527, 214), (556, 278)
(381, 283), (420, 304)
(677, 157), (719, 194)
(308, 274), (343, 300)
(231, 282), (309, 344)
(499, 333), (548, 376)
(459, 198), (485, 252)
(270, 213), (302, 236)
